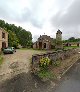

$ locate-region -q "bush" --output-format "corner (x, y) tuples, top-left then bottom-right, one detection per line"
(37, 57), (57, 79)
(39, 57), (50, 69)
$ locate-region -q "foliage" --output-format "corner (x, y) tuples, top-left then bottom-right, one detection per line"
(38, 57), (56, 79)
(68, 37), (75, 41)
(63, 37), (80, 43)
(39, 57), (50, 69)
(8, 30), (19, 48)
(0, 19), (32, 47)
(38, 69), (55, 79)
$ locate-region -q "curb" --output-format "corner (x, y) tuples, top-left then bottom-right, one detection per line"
(60, 55), (80, 79)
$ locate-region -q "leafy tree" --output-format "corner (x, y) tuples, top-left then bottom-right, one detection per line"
(8, 30), (19, 48)
(0, 19), (32, 47)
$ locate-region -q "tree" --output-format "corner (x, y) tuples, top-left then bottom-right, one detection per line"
(68, 37), (75, 42)
(8, 30), (19, 48)
(0, 19), (32, 48)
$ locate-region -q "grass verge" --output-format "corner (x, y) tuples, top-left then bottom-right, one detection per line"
(37, 69), (56, 80)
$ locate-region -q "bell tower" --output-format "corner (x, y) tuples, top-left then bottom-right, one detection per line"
(56, 29), (63, 49)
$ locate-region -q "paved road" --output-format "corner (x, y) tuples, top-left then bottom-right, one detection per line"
(0, 59), (80, 92)
(54, 59), (80, 92)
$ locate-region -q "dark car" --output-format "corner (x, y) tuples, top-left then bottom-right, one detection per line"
(3, 47), (16, 54)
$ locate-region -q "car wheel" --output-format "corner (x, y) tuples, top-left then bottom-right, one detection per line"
(11, 52), (13, 54)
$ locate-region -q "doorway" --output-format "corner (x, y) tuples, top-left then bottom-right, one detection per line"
(39, 42), (42, 49)
(44, 43), (46, 49)
(2, 42), (6, 49)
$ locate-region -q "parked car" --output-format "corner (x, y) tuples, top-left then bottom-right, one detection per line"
(11, 47), (16, 52)
(3, 47), (16, 54)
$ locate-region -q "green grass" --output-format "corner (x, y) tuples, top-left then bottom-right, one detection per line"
(63, 46), (80, 50)
(38, 69), (56, 79)
(20, 48), (33, 50)
(20, 48), (48, 52)
(0, 55), (3, 65)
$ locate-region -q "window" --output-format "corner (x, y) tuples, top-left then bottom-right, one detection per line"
(2, 32), (5, 39)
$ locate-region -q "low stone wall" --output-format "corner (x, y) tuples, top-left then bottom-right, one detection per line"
(32, 49), (78, 70)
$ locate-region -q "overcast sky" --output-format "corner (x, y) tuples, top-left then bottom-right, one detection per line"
(0, 0), (80, 41)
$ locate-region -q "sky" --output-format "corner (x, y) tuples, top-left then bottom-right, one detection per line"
(0, 0), (80, 41)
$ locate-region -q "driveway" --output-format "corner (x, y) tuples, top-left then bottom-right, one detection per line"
(0, 49), (46, 82)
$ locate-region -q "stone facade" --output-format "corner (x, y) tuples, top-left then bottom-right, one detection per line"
(33, 30), (63, 50)
(56, 29), (63, 49)
(33, 35), (55, 50)
(0, 28), (8, 51)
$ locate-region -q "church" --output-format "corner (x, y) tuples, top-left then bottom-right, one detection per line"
(33, 30), (63, 50)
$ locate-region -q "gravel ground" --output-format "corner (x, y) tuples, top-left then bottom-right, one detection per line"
(0, 49), (46, 82)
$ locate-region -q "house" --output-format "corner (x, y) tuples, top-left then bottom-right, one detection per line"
(33, 30), (63, 50)
(0, 28), (8, 51)
(64, 42), (80, 47)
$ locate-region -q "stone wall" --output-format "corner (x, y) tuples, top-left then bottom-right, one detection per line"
(0, 28), (8, 51)
(32, 49), (78, 70)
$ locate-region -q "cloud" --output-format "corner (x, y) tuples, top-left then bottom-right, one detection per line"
(0, 0), (80, 41)
(52, 0), (80, 27)
(52, 0), (80, 39)
(13, 0), (45, 28)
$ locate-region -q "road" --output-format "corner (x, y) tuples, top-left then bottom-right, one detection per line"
(54, 59), (80, 92)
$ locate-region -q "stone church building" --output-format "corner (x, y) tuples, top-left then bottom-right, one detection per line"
(33, 30), (63, 50)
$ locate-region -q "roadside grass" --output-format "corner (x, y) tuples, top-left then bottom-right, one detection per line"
(37, 69), (56, 80)
(0, 55), (3, 65)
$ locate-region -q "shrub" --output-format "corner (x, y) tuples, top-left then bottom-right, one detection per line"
(39, 57), (50, 69)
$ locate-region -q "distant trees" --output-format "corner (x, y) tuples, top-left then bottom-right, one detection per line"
(63, 37), (80, 43)
(68, 37), (75, 41)
(0, 19), (32, 48)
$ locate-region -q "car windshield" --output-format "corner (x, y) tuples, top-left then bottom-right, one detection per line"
(7, 47), (12, 49)
(4, 47), (12, 50)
